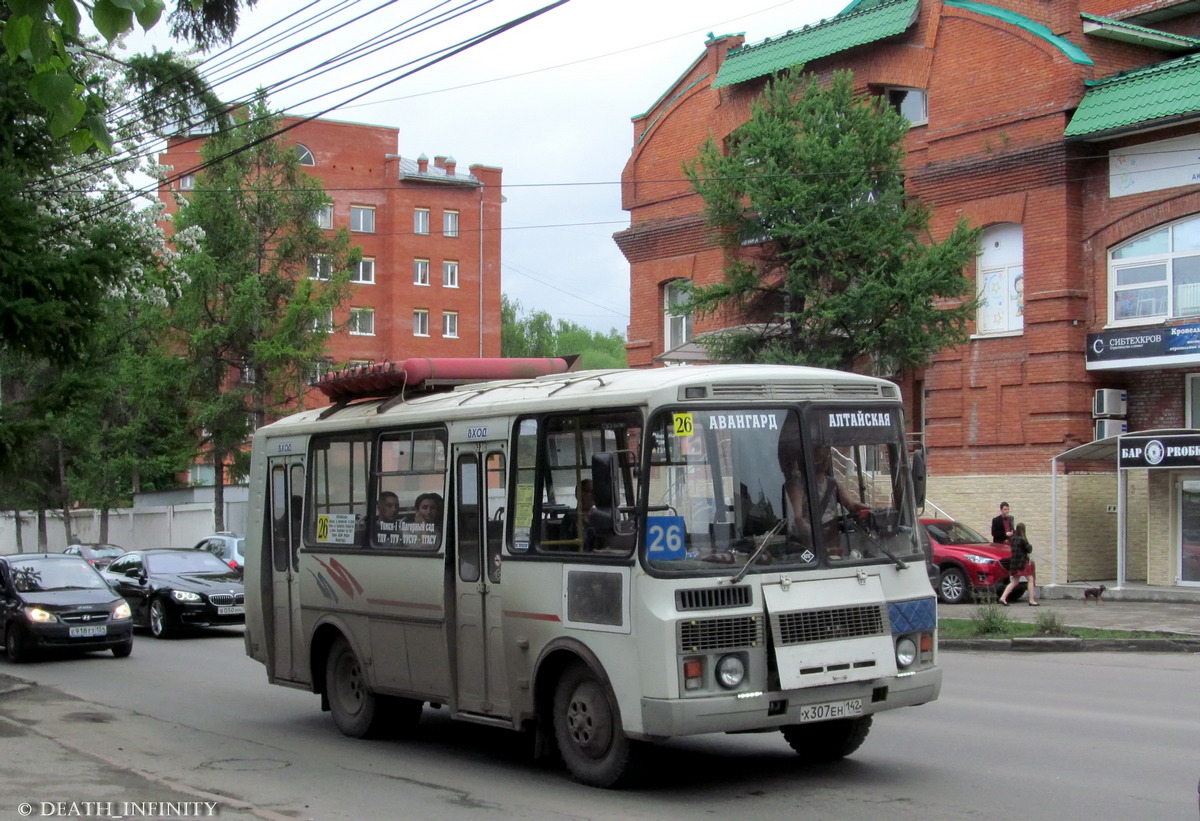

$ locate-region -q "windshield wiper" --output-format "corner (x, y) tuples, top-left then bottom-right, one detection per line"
(727, 519), (786, 585)
(844, 515), (909, 571)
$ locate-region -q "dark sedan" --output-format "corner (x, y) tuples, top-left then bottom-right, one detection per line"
(63, 542), (126, 570)
(1, 554), (133, 662)
(104, 549), (245, 639)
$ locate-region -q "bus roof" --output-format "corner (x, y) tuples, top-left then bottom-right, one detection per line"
(258, 363), (900, 437)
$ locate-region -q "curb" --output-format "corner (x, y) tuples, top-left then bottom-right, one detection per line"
(940, 637), (1200, 652)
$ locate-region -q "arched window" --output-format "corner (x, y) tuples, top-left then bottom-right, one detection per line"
(663, 280), (693, 352)
(1109, 215), (1200, 324)
(296, 144), (315, 166)
(976, 223), (1024, 335)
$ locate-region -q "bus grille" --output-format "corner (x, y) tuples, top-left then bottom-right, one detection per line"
(675, 586), (752, 611)
(208, 593), (245, 606)
(774, 605), (887, 646)
(679, 616), (763, 652)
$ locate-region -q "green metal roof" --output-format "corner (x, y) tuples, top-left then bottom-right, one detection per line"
(712, 0), (919, 89)
(1081, 12), (1200, 51)
(945, 1), (1093, 65)
(1065, 53), (1200, 137)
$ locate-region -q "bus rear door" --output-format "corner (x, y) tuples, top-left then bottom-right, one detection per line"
(452, 439), (510, 718)
(267, 453), (306, 683)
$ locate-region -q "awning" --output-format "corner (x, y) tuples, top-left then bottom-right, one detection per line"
(1050, 428), (1200, 588)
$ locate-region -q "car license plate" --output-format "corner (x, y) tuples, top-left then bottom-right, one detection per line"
(799, 698), (863, 723)
(218, 605), (245, 615)
(69, 625), (107, 638)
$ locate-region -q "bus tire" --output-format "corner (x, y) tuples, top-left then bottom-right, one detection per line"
(326, 636), (389, 739)
(781, 715), (873, 763)
(553, 662), (637, 788)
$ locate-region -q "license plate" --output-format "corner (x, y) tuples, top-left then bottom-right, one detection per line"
(68, 625), (107, 638)
(799, 698), (863, 723)
(218, 605), (245, 616)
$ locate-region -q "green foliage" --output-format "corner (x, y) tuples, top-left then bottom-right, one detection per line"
(501, 295), (626, 369)
(969, 603), (1015, 636)
(683, 70), (980, 374)
(1033, 609), (1070, 637)
(2, 0), (248, 151)
(171, 95), (357, 493)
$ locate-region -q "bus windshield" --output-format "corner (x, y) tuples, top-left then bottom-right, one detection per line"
(644, 405), (921, 574)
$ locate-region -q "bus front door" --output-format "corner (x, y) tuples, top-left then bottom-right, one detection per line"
(268, 458), (305, 683)
(452, 444), (511, 718)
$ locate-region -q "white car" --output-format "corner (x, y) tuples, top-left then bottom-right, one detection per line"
(190, 533), (245, 572)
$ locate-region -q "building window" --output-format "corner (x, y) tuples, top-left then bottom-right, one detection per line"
(352, 259), (375, 284)
(313, 309), (333, 333)
(664, 280), (693, 351)
(443, 311), (458, 338)
(443, 261), (459, 288)
(296, 144), (315, 166)
(314, 204), (333, 229)
(1109, 215), (1200, 324)
(349, 308), (375, 336)
(414, 309), (430, 337)
(414, 208), (430, 235)
(1188, 375), (1200, 427)
(350, 205), (375, 233)
(414, 259), (430, 286)
(885, 87), (928, 126)
(444, 210), (459, 237)
(976, 223), (1024, 336)
(179, 174), (195, 191)
(239, 358), (256, 384)
(308, 255), (332, 281)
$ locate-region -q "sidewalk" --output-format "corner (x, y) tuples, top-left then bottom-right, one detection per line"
(939, 581), (1200, 652)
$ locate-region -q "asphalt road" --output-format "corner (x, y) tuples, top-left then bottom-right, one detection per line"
(0, 627), (1197, 820)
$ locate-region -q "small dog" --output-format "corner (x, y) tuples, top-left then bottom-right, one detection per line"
(1083, 585), (1107, 603)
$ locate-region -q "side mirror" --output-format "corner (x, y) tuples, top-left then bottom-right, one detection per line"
(910, 443), (927, 510)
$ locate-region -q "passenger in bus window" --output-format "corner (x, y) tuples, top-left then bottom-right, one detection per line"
(561, 479), (595, 550)
(375, 491), (403, 546)
(401, 492), (442, 547)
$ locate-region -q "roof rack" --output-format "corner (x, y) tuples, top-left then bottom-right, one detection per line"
(313, 356), (580, 403)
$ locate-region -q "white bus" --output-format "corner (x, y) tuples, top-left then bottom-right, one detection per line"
(244, 358), (940, 787)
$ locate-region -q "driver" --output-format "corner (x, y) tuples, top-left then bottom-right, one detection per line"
(778, 424), (868, 549)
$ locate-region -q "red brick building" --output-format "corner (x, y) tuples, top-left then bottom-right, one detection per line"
(159, 115), (503, 399)
(617, 0), (1200, 588)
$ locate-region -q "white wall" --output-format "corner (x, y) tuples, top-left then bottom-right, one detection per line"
(0, 499), (247, 555)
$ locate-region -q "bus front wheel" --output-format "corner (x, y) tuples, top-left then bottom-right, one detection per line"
(553, 662), (637, 788)
(327, 636), (390, 738)
(781, 715), (873, 763)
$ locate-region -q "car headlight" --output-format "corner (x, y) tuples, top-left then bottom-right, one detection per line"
(895, 637), (918, 669)
(25, 607), (54, 623)
(715, 654), (746, 689)
(172, 590), (202, 602)
(112, 601), (132, 620)
(962, 553), (998, 565)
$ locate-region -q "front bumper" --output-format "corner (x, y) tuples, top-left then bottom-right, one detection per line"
(28, 620), (134, 651)
(176, 603), (245, 626)
(637, 667), (942, 739)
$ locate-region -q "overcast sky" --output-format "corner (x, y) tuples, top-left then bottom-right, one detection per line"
(129, 0), (848, 334)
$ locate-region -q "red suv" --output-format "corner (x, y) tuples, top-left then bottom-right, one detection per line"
(920, 518), (1033, 605)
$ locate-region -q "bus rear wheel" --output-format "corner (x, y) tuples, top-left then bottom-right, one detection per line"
(781, 715), (873, 763)
(553, 662), (637, 788)
(326, 636), (394, 739)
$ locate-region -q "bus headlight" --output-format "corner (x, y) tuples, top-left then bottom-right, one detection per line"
(715, 654), (746, 689)
(895, 637), (918, 669)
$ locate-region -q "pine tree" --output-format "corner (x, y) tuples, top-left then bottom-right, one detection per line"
(170, 95), (358, 530)
(683, 70), (980, 375)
